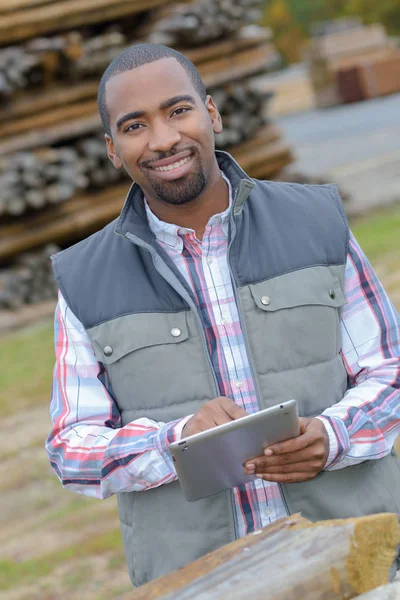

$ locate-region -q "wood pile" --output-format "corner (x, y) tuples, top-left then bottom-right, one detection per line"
(306, 22), (400, 107)
(0, 245), (60, 309)
(0, 0), (293, 319)
(122, 513), (400, 600)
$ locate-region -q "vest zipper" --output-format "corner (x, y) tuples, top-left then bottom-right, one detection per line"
(227, 202), (291, 518)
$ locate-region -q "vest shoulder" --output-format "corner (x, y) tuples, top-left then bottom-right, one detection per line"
(254, 179), (342, 202)
(52, 219), (118, 266)
(251, 179), (347, 223)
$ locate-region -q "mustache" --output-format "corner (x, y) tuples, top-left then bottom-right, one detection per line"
(140, 146), (197, 169)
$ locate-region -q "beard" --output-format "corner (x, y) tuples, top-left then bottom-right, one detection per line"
(141, 149), (206, 206)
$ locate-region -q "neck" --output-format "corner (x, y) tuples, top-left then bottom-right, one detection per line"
(145, 170), (229, 240)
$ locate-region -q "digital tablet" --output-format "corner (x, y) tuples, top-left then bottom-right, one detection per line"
(169, 399), (299, 502)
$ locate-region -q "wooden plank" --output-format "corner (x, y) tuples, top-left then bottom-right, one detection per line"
(200, 43), (278, 88)
(184, 30), (270, 66)
(0, 114), (101, 157)
(0, 99), (98, 139)
(237, 141), (294, 174)
(0, 0), (167, 45)
(0, 81), (98, 123)
(226, 124), (283, 157)
(124, 513), (399, 600)
(0, 0), (55, 14)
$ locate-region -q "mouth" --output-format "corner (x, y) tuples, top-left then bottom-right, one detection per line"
(143, 151), (195, 181)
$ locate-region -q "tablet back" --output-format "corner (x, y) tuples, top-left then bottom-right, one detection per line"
(169, 400), (299, 502)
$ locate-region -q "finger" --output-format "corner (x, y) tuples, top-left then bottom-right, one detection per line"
(255, 471), (316, 483)
(264, 429), (314, 456)
(245, 446), (326, 471)
(219, 397), (248, 420)
(254, 460), (320, 475)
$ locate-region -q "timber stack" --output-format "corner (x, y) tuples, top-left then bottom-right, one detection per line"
(0, 0), (293, 319)
(307, 21), (400, 107)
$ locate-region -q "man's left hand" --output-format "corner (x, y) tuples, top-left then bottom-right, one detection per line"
(244, 418), (330, 483)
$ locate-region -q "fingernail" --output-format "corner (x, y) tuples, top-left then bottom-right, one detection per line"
(255, 473), (263, 479)
(264, 448), (273, 456)
(246, 463), (255, 470)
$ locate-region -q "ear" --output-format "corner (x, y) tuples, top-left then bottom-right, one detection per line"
(105, 134), (123, 169)
(205, 95), (223, 135)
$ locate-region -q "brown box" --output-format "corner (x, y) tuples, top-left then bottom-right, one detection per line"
(336, 66), (365, 103)
(359, 55), (400, 98)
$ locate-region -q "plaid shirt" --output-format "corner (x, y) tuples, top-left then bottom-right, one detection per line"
(47, 179), (400, 537)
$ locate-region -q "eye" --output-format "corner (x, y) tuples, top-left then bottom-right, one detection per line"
(125, 122), (145, 132)
(171, 106), (192, 117)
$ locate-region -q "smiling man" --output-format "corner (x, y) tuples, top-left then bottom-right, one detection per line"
(46, 44), (400, 587)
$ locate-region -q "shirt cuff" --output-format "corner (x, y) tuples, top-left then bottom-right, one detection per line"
(155, 415), (193, 473)
(315, 415), (350, 469)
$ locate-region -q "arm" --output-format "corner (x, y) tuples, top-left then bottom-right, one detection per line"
(318, 231), (400, 469)
(45, 292), (190, 499)
(245, 232), (400, 482)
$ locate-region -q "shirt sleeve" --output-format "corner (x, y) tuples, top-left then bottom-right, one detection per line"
(318, 231), (400, 470)
(45, 292), (192, 499)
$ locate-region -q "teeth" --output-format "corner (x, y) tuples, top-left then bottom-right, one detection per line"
(153, 156), (190, 172)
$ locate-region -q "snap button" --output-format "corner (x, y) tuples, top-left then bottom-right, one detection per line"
(261, 295), (271, 306)
(103, 345), (113, 356)
(329, 289), (336, 300)
(171, 328), (181, 338)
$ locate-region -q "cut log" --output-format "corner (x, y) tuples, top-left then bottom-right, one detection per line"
(0, 0), (168, 45)
(126, 513), (400, 600)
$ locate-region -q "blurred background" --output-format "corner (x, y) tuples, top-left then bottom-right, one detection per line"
(0, 0), (399, 598)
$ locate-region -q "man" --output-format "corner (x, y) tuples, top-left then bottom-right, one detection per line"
(46, 44), (400, 587)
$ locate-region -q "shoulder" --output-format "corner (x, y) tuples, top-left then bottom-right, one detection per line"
(52, 219), (119, 272)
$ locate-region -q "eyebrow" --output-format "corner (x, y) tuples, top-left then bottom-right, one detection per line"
(116, 94), (196, 130)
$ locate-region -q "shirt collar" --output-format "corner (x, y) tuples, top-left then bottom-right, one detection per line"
(144, 172), (232, 254)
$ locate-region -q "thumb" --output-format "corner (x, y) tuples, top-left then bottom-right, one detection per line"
(299, 417), (312, 435)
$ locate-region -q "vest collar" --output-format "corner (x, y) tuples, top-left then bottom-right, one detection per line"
(114, 150), (254, 240)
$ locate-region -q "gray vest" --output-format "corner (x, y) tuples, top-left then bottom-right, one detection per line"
(52, 152), (400, 586)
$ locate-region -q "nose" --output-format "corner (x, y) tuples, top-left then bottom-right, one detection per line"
(147, 119), (181, 153)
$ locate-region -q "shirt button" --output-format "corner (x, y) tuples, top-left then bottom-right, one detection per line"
(206, 257), (213, 265)
(235, 380), (243, 389)
(221, 317), (228, 325)
(329, 289), (336, 299)
(263, 509), (272, 518)
(171, 328), (182, 338)
(261, 295), (271, 306)
(103, 345), (113, 356)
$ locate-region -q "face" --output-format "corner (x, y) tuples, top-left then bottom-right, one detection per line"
(104, 58), (223, 206)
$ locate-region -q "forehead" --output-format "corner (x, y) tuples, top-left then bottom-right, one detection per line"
(105, 58), (199, 121)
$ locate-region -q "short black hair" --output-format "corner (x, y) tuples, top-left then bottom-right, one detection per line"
(97, 43), (207, 136)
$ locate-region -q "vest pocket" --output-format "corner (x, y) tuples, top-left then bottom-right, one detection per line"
(245, 265), (347, 373)
(87, 310), (215, 418)
(90, 311), (189, 365)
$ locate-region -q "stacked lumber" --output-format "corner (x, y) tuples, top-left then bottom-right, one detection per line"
(123, 513), (400, 599)
(0, 0), (293, 319)
(307, 22), (400, 107)
(0, 245), (59, 309)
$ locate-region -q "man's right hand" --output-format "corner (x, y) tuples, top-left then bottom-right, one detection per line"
(182, 396), (247, 438)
